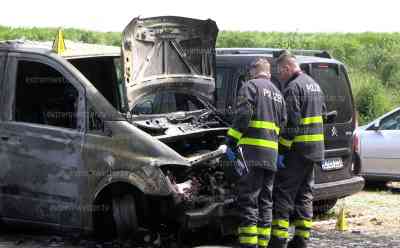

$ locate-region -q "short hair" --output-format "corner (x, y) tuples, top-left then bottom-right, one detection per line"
(276, 51), (296, 66)
(250, 58), (271, 74)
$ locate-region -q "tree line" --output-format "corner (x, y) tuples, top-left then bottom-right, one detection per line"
(1, 25), (399, 123)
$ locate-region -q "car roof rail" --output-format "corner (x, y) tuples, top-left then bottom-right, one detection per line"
(0, 39), (26, 48)
(216, 48), (332, 59)
(293, 50), (332, 59)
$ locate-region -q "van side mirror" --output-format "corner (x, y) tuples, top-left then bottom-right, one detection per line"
(370, 120), (381, 131)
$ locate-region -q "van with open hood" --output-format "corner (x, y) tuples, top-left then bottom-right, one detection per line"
(0, 16), (239, 239)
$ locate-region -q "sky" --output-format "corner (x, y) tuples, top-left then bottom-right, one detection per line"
(0, 0), (399, 33)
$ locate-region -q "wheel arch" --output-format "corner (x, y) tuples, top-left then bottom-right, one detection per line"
(90, 169), (174, 236)
(92, 181), (146, 237)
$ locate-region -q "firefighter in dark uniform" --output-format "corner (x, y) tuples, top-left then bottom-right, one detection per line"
(222, 58), (287, 248)
(268, 53), (326, 248)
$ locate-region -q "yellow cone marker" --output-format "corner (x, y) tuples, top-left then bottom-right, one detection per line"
(336, 204), (349, 231)
(52, 29), (66, 54)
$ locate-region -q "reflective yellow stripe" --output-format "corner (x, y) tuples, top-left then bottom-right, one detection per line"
(279, 137), (293, 148)
(239, 236), (258, 245)
(294, 134), (324, 142)
(227, 128), (243, 140)
(257, 227), (271, 236)
(238, 138), (278, 150)
(293, 220), (313, 229)
(249, 120), (280, 134)
(272, 219), (290, 229)
(271, 229), (289, 239)
(300, 116), (323, 125)
(258, 239), (269, 247)
(295, 229), (311, 239)
(239, 226), (258, 234)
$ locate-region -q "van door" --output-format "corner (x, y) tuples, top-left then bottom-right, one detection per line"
(0, 53), (6, 216)
(0, 54), (86, 228)
(0, 53), (5, 81)
(309, 63), (355, 183)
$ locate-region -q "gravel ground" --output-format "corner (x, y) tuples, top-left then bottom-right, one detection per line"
(310, 186), (400, 248)
(0, 188), (398, 248)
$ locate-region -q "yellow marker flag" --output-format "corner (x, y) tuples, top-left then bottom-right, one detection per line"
(52, 29), (66, 54)
(336, 205), (349, 231)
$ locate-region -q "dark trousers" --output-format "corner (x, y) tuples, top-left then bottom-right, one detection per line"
(270, 151), (315, 247)
(237, 166), (275, 248)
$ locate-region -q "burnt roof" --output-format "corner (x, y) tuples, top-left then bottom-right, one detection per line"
(0, 40), (120, 59)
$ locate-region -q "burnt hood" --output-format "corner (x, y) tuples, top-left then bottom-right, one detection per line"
(122, 16), (219, 109)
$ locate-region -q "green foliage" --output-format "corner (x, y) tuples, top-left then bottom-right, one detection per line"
(351, 73), (392, 124)
(0, 26), (121, 46)
(217, 31), (400, 124)
(1, 26), (399, 124)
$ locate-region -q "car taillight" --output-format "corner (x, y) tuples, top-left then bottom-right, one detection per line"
(352, 109), (359, 152)
(353, 110), (358, 128)
(353, 131), (360, 154)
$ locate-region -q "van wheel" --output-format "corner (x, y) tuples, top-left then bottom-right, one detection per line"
(112, 194), (138, 239)
(314, 199), (337, 215)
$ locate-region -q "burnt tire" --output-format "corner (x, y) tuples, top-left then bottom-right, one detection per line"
(112, 194), (138, 239)
(313, 199), (337, 215)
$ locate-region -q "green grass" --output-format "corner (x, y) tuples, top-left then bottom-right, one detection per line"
(1, 26), (400, 123)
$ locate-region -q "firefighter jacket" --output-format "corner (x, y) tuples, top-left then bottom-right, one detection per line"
(278, 72), (326, 162)
(226, 75), (287, 172)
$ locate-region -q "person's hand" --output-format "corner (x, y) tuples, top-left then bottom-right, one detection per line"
(218, 144), (228, 153)
(218, 144), (236, 161)
(277, 154), (285, 169)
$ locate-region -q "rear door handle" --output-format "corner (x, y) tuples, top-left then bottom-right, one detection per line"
(1, 136), (9, 141)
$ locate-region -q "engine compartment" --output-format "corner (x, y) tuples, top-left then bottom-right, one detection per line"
(131, 111), (234, 209)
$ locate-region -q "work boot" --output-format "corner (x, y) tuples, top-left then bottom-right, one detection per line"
(287, 236), (307, 248)
(267, 236), (287, 248)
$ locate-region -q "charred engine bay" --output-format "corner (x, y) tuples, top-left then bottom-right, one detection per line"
(131, 110), (225, 137)
(130, 109), (226, 161)
(132, 110), (236, 213)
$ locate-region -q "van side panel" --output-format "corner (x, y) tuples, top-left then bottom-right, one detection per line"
(0, 54), (86, 229)
(0, 53), (5, 87)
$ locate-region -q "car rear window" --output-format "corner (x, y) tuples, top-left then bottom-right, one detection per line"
(310, 63), (353, 123)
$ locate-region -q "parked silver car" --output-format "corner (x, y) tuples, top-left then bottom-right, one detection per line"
(355, 107), (400, 182)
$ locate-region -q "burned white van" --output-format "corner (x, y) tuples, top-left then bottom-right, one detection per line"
(0, 17), (234, 238)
